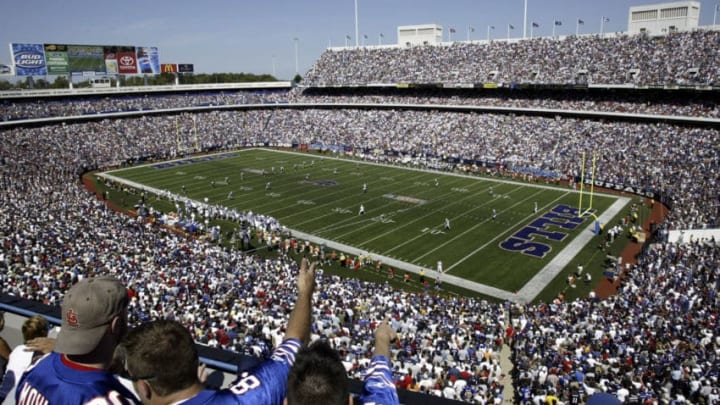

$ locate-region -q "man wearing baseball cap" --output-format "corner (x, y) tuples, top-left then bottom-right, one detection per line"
(15, 276), (140, 404)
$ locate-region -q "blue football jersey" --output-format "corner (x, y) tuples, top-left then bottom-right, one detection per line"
(358, 355), (400, 405)
(16, 352), (139, 404)
(176, 338), (301, 405)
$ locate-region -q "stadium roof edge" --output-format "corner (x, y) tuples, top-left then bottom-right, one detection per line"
(0, 81), (293, 100)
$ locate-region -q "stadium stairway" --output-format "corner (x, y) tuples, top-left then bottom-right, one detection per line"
(500, 342), (515, 403)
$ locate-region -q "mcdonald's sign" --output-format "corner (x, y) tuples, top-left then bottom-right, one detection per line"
(160, 63), (177, 73)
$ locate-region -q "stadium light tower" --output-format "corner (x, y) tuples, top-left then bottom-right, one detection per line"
(293, 37), (299, 74)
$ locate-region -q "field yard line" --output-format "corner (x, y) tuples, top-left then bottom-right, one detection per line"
(348, 179), (500, 246)
(515, 196), (630, 303)
(324, 179), (477, 239)
(441, 192), (570, 271)
(415, 191), (567, 266)
(262, 156), (472, 226)
(299, 175), (469, 234)
(379, 184), (531, 255)
(297, 176), (467, 235)
(107, 147), (598, 197)
(262, 166), (420, 220)
(257, 148), (585, 194)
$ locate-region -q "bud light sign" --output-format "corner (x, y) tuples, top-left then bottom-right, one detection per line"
(11, 43), (47, 76)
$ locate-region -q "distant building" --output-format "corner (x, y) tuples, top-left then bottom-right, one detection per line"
(397, 24), (443, 46)
(628, 1), (700, 35)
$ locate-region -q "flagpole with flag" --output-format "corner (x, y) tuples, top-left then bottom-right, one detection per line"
(552, 19), (561, 37)
(449, 27), (456, 42)
(600, 16), (609, 37)
(362, 34), (367, 46)
(467, 25), (475, 41)
(379, 32), (383, 45)
(507, 23), (514, 40)
(345, 35), (351, 47)
(576, 18), (584, 36)
(531, 22), (538, 38)
(487, 25), (495, 41)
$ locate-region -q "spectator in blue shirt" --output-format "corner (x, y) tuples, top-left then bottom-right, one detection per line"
(286, 317), (399, 405)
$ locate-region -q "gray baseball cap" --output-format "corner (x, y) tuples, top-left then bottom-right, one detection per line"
(55, 277), (128, 355)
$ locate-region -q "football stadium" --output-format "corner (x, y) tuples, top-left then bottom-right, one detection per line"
(1, 2), (719, 404)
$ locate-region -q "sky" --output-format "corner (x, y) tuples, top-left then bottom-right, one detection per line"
(1, 0), (718, 80)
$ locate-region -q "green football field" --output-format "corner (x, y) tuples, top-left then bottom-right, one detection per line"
(103, 148), (628, 301)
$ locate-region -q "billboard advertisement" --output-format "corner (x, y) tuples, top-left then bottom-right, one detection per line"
(9, 43), (163, 76)
(136, 46), (160, 74)
(11, 43), (46, 76)
(178, 63), (194, 73)
(160, 63), (177, 73)
(0, 63), (12, 75)
(104, 45), (136, 75)
(116, 46), (137, 74)
(68, 45), (105, 76)
(104, 52), (118, 74)
(44, 44), (69, 75)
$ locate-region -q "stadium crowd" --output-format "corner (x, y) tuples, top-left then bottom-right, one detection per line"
(303, 30), (720, 86)
(0, 89), (287, 121)
(4, 86), (720, 121)
(1, 100), (719, 403)
(511, 239), (720, 404)
(292, 89), (720, 119)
